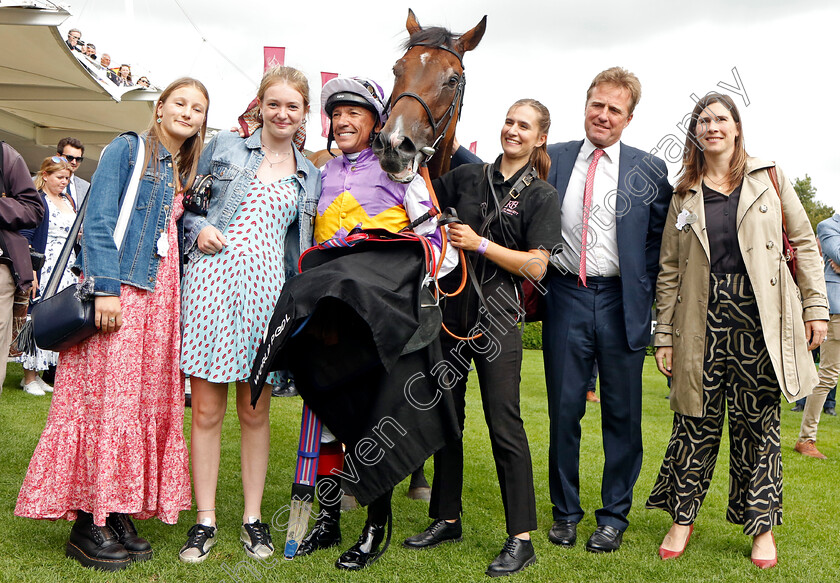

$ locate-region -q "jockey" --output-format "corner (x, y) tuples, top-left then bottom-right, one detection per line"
(315, 76), (454, 271)
(296, 75), (455, 571)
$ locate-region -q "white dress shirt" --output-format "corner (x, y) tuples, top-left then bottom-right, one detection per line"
(554, 138), (621, 277)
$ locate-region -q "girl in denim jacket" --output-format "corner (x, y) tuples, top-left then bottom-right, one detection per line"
(16, 78), (210, 571)
(178, 66), (320, 564)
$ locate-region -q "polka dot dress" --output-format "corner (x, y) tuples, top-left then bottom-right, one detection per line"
(181, 178), (298, 384)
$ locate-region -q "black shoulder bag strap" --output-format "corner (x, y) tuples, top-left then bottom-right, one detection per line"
(480, 163), (537, 245)
(41, 187), (90, 300)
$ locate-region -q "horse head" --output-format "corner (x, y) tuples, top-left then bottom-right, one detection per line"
(373, 9), (486, 180)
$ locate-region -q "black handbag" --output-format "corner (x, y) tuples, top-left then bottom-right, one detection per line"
(29, 192), (96, 352)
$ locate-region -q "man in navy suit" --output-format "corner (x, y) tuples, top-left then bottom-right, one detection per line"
(542, 67), (671, 553)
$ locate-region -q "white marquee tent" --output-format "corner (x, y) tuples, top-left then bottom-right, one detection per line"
(0, 2), (159, 180)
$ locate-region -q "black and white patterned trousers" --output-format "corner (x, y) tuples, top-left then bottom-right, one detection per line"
(647, 273), (782, 536)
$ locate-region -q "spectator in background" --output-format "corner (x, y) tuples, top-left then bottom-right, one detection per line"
(116, 64), (133, 87)
(65, 29), (82, 52)
(16, 157), (78, 396)
(0, 142), (47, 394)
(586, 363), (600, 403)
(137, 77), (151, 88)
(57, 137), (89, 206)
(84, 43), (97, 61)
(793, 214), (840, 458)
(100, 54), (119, 84)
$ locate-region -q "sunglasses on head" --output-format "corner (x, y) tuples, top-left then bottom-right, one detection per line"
(62, 154), (84, 163)
(51, 156), (68, 163)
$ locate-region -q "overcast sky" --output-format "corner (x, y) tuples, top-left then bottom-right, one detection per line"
(58, 0), (837, 207)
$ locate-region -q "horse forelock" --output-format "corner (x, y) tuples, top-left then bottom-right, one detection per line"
(402, 26), (459, 54)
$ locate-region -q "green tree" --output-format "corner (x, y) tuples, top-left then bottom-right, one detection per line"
(793, 175), (834, 232)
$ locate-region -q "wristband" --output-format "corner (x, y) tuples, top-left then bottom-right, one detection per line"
(477, 237), (490, 255)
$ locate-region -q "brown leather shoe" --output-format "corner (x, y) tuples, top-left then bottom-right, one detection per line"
(586, 391), (600, 403)
(794, 439), (827, 459)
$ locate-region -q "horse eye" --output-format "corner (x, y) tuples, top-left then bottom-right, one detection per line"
(448, 76), (459, 87)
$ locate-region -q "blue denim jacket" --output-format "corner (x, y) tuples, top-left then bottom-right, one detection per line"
(75, 132), (181, 295)
(183, 129), (320, 282)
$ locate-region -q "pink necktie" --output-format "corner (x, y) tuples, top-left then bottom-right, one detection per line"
(579, 148), (604, 287)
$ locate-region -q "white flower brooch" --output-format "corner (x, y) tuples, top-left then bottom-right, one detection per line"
(675, 209), (697, 231)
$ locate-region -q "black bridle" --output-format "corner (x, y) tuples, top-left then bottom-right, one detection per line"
(386, 43), (467, 156)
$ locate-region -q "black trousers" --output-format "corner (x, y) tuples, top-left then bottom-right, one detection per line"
(429, 296), (537, 536)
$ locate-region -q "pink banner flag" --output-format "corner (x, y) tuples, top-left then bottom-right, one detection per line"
(469, 141), (477, 154)
(321, 72), (339, 138)
(264, 47), (285, 71)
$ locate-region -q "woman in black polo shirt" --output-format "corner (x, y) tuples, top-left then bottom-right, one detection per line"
(402, 99), (562, 577)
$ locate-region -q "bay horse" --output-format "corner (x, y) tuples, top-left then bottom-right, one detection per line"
(373, 9), (486, 180)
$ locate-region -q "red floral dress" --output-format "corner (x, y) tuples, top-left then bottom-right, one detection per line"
(15, 193), (190, 526)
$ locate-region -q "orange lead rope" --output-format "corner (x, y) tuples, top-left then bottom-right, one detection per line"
(418, 166), (481, 341)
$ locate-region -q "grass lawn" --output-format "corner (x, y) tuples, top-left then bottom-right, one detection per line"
(1, 352), (838, 583)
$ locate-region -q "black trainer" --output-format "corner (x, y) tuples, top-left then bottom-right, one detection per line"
(296, 510), (341, 556)
(403, 519), (462, 549)
(65, 510), (130, 571)
(106, 513), (152, 562)
(486, 536), (536, 577)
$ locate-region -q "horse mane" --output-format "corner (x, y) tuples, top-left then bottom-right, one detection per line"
(402, 26), (459, 52)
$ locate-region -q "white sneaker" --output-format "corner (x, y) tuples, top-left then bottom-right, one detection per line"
(34, 376), (53, 393)
(20, 380), (46, 396)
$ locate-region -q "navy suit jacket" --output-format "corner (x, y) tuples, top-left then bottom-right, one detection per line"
(547, 140), (671, 351)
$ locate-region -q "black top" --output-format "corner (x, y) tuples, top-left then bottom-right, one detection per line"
(432, 156), (562, 324)
(703, 180), (746, 274)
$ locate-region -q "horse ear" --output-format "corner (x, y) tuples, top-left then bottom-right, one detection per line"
(456, 15), (487, 54)
(406, 8), (422, 35)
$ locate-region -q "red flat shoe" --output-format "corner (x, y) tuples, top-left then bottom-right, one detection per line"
(751, 532), (777, 569)
(658, 524), (694, 560)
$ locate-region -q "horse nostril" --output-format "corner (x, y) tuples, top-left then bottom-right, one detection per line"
(372, 133), (385, 151)
(398, 137), (417, 156)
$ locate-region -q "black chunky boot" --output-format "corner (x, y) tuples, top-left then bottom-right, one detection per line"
(66, 510), (130, 571)
(106, 513), (153, 562)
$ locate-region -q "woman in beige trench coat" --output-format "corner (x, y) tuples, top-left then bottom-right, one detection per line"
(646, 93), (828, 569)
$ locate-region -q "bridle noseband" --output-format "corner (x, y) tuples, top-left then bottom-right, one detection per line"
(386, 43), (467, 159)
